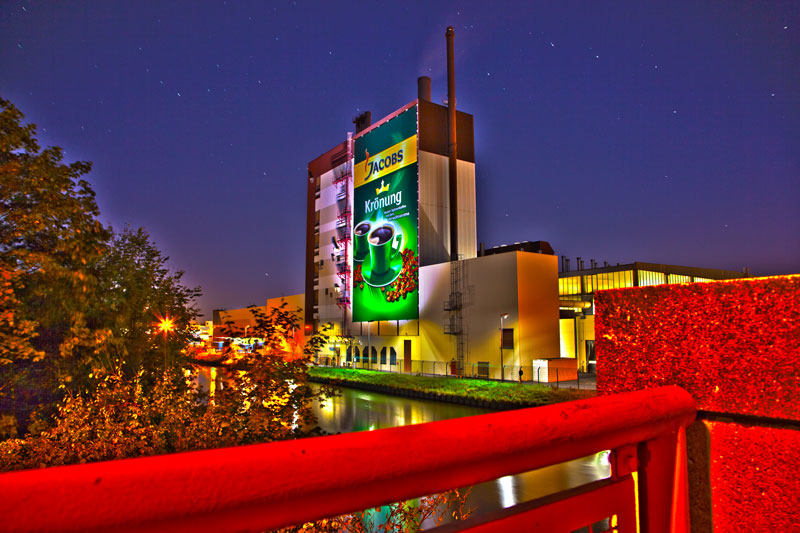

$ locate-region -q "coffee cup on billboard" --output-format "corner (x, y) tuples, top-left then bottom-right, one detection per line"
(368, 224), (403, 276)
(353, 221), (371, 262)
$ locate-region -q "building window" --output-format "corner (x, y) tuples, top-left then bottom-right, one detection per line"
(371, 347), (378, 364)
(346, 346), (352, 363)
(390, 347), (397, 366)
(639, 270), (666, 287)
(668, 274), (691, 284)
(559, 276), (581, 296)
(584, 274), (595, 293)
(380, 347), (387, 365)
(501, 328), (514, 349)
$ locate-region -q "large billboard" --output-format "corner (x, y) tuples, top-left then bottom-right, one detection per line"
(352, 106), (419, 322)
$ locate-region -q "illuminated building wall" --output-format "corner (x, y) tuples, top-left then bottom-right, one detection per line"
(310, 247), (559, 377)
(415, 250), (559, 378)
(305, 87), (481, 365)
(558, 262), (745, 371)
(595, 275), (800, 531)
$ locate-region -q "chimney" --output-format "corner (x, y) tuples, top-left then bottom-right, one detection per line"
(446, 26), (458, 261)
(417, 76), (431, 102)
(353, 111), (371, 134)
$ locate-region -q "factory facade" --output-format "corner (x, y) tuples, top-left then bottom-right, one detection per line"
(303, 73), (566, 381)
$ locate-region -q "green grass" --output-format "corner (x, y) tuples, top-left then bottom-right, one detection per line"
(308, 367), (594, 407)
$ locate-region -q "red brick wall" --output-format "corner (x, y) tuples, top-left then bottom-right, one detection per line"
(595, 275), (799, 532)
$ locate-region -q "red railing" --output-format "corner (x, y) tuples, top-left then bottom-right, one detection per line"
(0, 386), (695, 532)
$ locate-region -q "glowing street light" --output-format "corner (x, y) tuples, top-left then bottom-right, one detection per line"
(158, 316), (175, 371)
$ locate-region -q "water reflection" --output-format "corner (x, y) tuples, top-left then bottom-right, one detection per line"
(311, 385), (610, 518)
(312, 384), (490, 433)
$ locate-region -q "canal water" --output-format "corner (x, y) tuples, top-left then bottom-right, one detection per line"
(311, 385), (610, 523)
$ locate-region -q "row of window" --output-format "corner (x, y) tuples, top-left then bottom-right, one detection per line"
(335, 345), (398, 365)
(639, 270), (695, 287)
(559, 270), (635, 295)
(559, 270), (717, 295)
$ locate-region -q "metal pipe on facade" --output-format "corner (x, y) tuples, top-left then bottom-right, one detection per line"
(446, 26), (458, 261)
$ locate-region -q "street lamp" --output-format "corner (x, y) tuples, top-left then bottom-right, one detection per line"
(499, 313), (510, 381)
(158, 316), (175, 372)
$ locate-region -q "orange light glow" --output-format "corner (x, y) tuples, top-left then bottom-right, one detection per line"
(158, 316), (175, 333)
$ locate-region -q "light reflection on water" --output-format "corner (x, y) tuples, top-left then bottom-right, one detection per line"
(311, 385), (610, 518)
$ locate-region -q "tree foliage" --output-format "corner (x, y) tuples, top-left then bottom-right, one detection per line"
(92, 226), (201, 378)
(1, 97), (109, 429)
(0, 97), (200, 434)
(0, 305), (330, 471)
(281, 487), (473, 532)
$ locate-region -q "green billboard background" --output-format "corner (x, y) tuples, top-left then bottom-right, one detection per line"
(352, 107), (419, 322)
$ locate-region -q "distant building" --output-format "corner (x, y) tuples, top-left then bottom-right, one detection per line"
(558, 262), (745, 372)
(211, 294), (305, 359)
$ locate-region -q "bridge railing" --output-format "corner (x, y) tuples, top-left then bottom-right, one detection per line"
(0, 386), (695, 532)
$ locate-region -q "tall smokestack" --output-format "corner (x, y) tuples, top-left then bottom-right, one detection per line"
(446, 26), (458, 261)
(417, 76), (431, 102)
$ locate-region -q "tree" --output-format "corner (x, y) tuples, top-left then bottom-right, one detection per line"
(0, 97), (201, 434)
(205, 304), (327, 444)
(91, 226), (201, 381)
(0, 97), (111, 431)
(0, 305), (332, 470)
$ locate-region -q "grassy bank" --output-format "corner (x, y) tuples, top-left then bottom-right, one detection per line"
(308, 367), (594, 408)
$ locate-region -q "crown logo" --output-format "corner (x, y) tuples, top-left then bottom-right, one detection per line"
(376, 179), (389, 195)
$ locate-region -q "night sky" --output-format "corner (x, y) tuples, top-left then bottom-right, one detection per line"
(2, 1), (798, 319)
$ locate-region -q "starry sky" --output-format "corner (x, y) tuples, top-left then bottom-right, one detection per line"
(2, 1), (798, 319)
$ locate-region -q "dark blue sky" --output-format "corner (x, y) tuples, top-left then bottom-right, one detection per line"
(2, 1), (798, 319)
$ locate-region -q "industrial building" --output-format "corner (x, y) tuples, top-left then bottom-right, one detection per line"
(301, 28), (566, 381)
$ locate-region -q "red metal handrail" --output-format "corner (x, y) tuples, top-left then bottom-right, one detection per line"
(0, 386), (695, 532)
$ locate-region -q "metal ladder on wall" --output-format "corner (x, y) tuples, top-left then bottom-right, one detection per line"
(332, 133), (353, 339)
(443, 256), (467, 376)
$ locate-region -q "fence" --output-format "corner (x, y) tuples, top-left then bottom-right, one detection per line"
(0, 386), (695, 532)
(316, 357), (588, 388)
